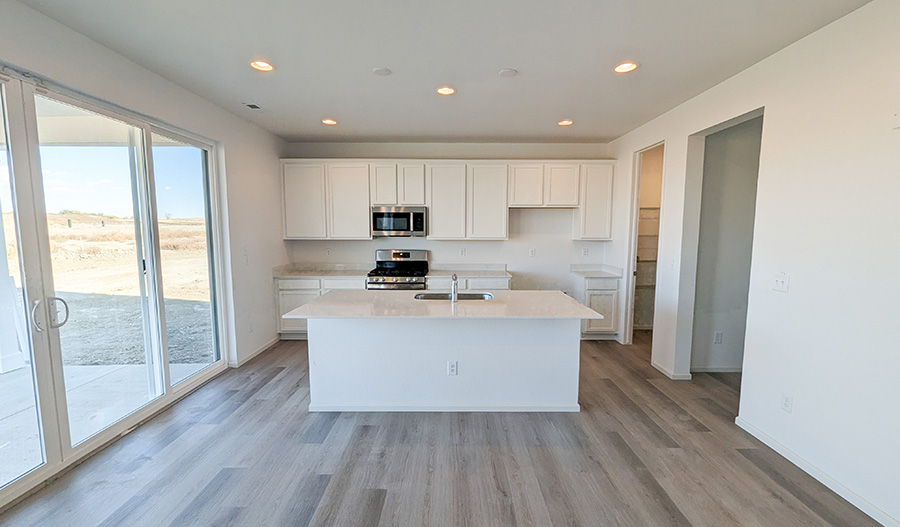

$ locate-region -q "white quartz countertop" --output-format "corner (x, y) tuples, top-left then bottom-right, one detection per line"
(284, 290), (602, 319)
(570, 270), (622, 279)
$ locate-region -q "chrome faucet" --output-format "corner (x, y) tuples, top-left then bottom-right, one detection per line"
(450, 274), (459, 303)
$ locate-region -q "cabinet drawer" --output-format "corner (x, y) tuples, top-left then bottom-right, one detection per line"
(585, 278), (618, 290)
(277, 278), (321, 290)
(321, 278), (366, 290)
(466, 278), (510, 290)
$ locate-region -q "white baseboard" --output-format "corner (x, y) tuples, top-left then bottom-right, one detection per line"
(651, 361), (692, 380)
(580, 334), (618, 341)
(691, 367), (742, 373)
(228, 336), (279, 368)
(735, 416), (898, 527)
(308, 404), (581, 412)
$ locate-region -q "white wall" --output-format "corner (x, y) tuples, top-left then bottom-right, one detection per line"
(691, 117), (762, 372)
(0, 0), (290, 364)
(606, 1), (899, 524)
(285, 142), (608, 160)
(288, 208), (606, 292)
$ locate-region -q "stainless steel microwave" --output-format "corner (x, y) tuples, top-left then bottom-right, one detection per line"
(372, 206), (427, 237)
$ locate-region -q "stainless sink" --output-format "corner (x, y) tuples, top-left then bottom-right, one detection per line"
(414, 292), (494, 301)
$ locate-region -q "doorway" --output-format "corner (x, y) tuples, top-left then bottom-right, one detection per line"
(630, 144), (664, 345)
(690, 116), (764, 374)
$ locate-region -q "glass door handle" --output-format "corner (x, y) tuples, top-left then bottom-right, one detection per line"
(49, 297), (70, 329)
(31, 299), (44, 332)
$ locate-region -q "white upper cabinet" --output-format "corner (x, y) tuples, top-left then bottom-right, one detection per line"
(283, 158), (613, 241)
(467, 164), (509, 240)
(545, 164), (580, 206)
(370, 163), (426, 206)
(398, 164), (426, 205)
(508, 164), (544, 206)
(370, 164), (398, 206)
(575, 163), (614, 240)
(283, 163), (327, 239)
(426, 164), (467, 239)
(509, 163), (580, 207)
(327, 163), (371, 239)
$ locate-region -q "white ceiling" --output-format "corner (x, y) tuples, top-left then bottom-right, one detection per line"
(21, 0), (870, 143)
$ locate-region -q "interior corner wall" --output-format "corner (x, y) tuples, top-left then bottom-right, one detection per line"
(605, 0), (900, 524)
(690, 117), (762, 372)
(0, 0), (291, 364)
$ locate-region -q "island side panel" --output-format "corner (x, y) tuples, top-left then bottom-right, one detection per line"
(306, 318), (581, 412)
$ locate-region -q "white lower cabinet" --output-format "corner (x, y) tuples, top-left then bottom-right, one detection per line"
(278, 290), (320, 333)
(425, 275), (511, 290)
(585, 291), (618, 333)
(276, 277), (365, 338)
(571, 275), (620, 337)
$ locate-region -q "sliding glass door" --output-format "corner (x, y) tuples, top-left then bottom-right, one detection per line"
(150, 133), (219, 384)
(0, 75), (223, 502)
(32, 95), (163, 445)
(0, 83), (45, 487)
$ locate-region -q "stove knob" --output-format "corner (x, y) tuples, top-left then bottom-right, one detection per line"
(406, 277), (412, 282)
(376, 277), (383, 282)
(392, 277), (399, 282)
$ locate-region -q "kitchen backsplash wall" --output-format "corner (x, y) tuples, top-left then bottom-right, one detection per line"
(286, 208), (606, 292)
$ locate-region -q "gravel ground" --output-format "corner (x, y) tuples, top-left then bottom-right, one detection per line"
(57, 291), (216, 366)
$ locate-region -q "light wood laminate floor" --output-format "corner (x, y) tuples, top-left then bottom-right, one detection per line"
(0, 331), (878, 526)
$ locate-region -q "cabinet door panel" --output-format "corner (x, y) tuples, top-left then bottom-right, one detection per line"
(327, 163), (371, 239)
(509, 164), (544, 206)
(283, 164), (327, 238)
(585, 291), (617, 333)
(278, 290), (320, 332)
(426, 164), (467, 239)
(467, 164), (508, 239)
(371, 164), (398, 205)
(399, 164), (426, 205)
(545, 164), (580, 206)
(577, 164), (614, 240)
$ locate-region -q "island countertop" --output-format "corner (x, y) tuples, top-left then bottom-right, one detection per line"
(284, 289), (602, 320)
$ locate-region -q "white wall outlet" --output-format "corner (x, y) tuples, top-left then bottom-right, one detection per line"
(459, 248), (466, 257)
(773, 272), (790, 292)
(714, 331), (723, 344)
(582, 248), (589, 257)
(529, 248), (536, 257)
(893, 108), (900, 129)
(447, 361), (458, 376)
(325, 248), (332, 257)
(781, 394), (793, 414)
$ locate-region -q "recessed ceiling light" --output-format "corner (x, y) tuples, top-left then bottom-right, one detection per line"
(372, 67), (392, 76)
(321, 119), (338, 126)
(558, 119), (574, 126)
(614, 61), (638, 73)
(498, 68), (518, 78)
(436, 86), (456, 96)
(250, 60), (275, 72)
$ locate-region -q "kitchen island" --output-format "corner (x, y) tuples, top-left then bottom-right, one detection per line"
(284, 290), (601, 412)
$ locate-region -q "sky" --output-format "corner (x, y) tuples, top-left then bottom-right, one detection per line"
(0, 144), (207, 219)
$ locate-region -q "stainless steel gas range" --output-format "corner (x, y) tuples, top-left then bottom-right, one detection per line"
(366, 249), (428, 290)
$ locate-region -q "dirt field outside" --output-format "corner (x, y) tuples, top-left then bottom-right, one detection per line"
(3, 212), (215, 365)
